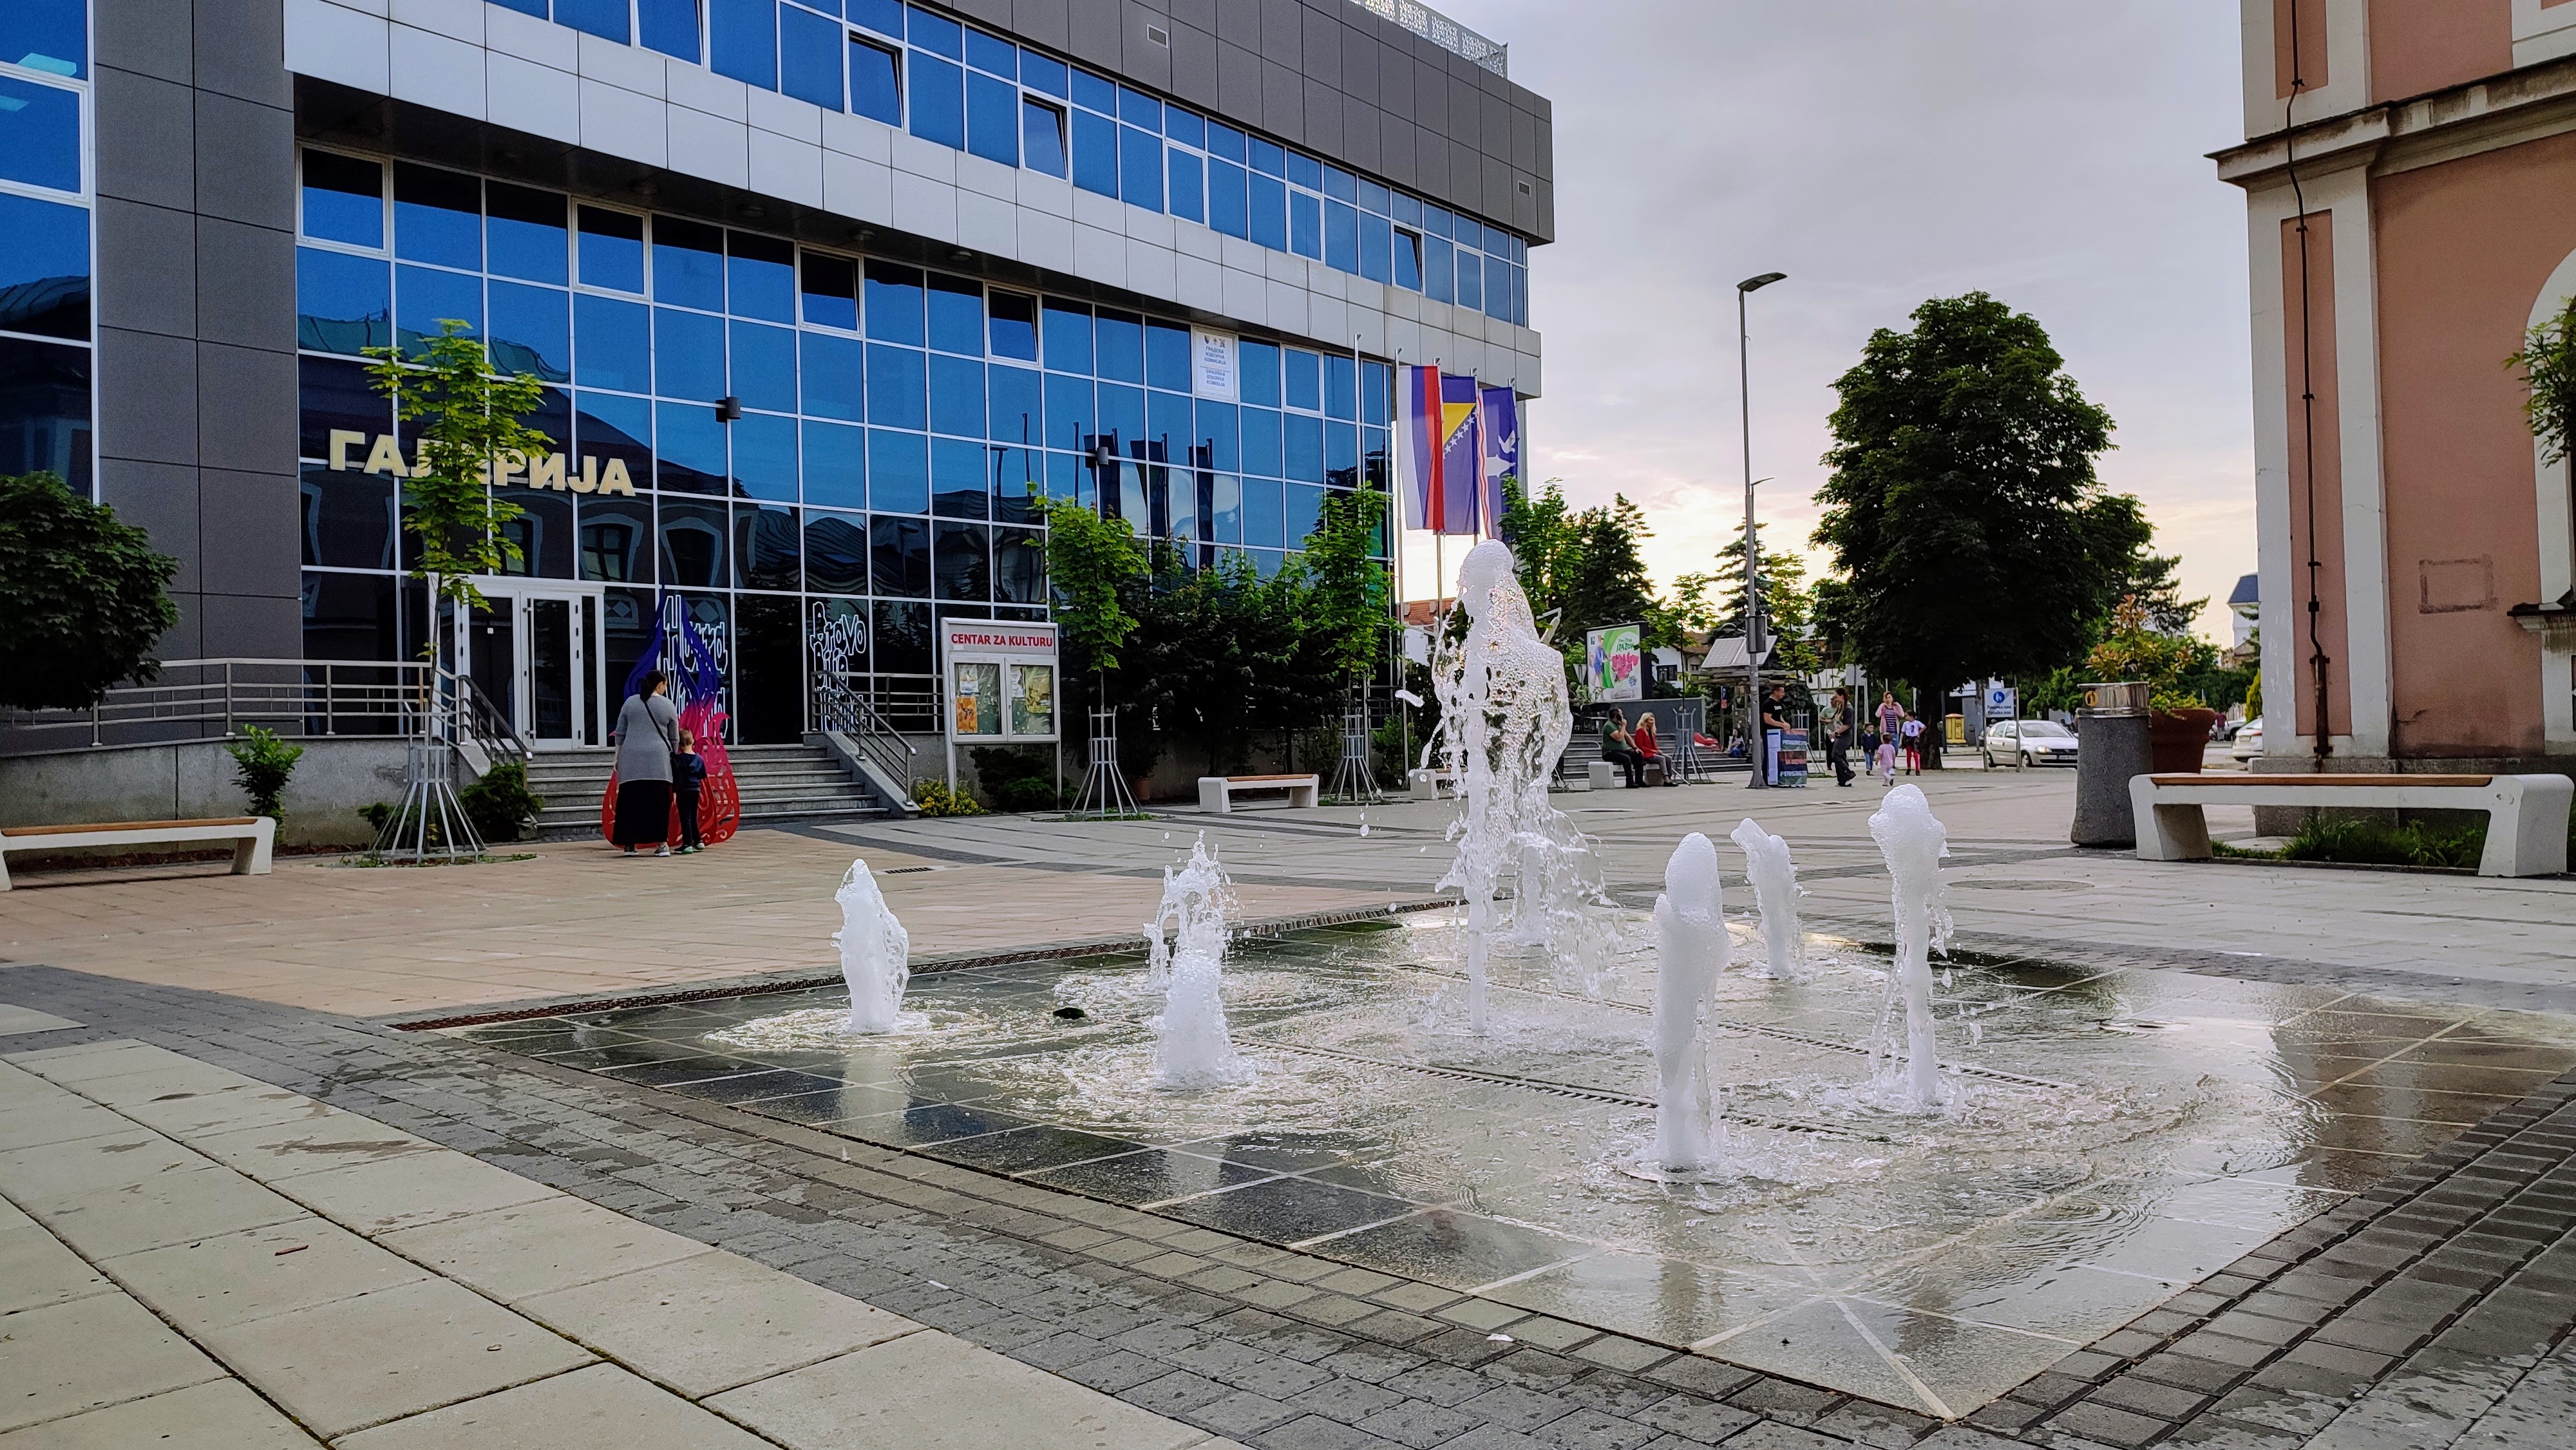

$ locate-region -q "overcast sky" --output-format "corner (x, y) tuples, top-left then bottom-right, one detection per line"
(1415, 0), (2253, 638)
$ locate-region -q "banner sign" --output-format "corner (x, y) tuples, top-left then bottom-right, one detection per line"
(1984, 684), (2016, 719)
(941, 621), (1058, 742)
(1191, 329), (1238, 401)
(1586, 623), (1643, 702)
(1477, 386), (1519, 540)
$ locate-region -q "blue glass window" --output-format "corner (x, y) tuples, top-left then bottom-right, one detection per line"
(1485, 254), (1510, 319)
(1424, 236), (1454, 304)
(1168, 149), (1202, 225)
(486, 184), (567, 284)
(1022, 99), (1066, 177)
(730, 320), (795, 412)
(1146, 322), (1189, 392)
(573, 294), (649, 393)
(1238, 407), (1279, 478)
(1196, 400), (1238, 473)
(578, 207), (645, 292)
(804, 419), (866, 508)
(1207, 124), (1245, 164)
(869, 430), (929, 514)
(1207, 475), (1240, 543)
(1042, 373), (1092, 450)
(907, 5), (960, 58)
(1394, 193), (1421, 227)
(1512, 263), (1528, 325)
(989, 364), (1041, 443)
(1287, 153), (1321, 191)
(1248, 138), (1285, 177)
(965, 27), (1014, 75)
(934, 519), (989, 596)
(295, 247), (386, 355)
(1248, 175), (1285, 252)
(1040, 299), (1089, 373)
(800, 332), (863, 420)
(302, 153), (383, 249)
(395, 264), (480, 357)
(656, 402), (728, 494)
(865, 344), (924, 429)
(932, 438), (987, 518)
(1359, 214), (1392, 284)
(1206, 162), (1247, 239)
(864, 261), (923, 345)
(1071, 68), (1115, 114)
(1358, 179), (1390, 215)
(574, 390), (652, 478)
(927, 274), (981, 355)
(1321, 165), (1355, 203)
(1166, 466), (1197, 540)
(800, 252), (857, 330)
(781, 6), (844, 109)
(988, 292), (1037, 361)
(654, 308), (724, 400)
(709, 0), (777, 89)
(489, 282), (569, 382)
(652, 218), (724, 310)
(806, 509), (868, 592)
(1392, 229), (1422, 291)
(1147, 389), (1189, 453)
(1284, 483), (1323, 547)
(908, 53), (963, 149)
(556, 0), (631, 44)
(1323, 201), (1356, 273)
(1283, 414), (1322, 483)
(394, 165), (479, 269)
(1119, 86), (1161, 131)
(1327, 420), (1356, 482)
(1289, 193), (1321, 259)
(727, 233), (793, 322)
(849, 39), (902, 126)
(639, 0), (701, 61)
(1423, 204), (1452, 239)
(1454, 249), (1481, 311)
(929, 354), (983, 437)
(873, 514), (931, 594)
(1071, 111), (1117, 197)
(1242, 476), (1282, 547)
(737, 501), (800, 587)
(1326, 355), (1355, 420)
(659, 499), (729, 583)
(1167, 108), (1204, 149)
(966, 72), (1018, 165)
(1096, 383), (1143, 444)
(994, 523), (1044, 593)
(3, 0), (86, 77)
(732, 412), (798, 503)
(849, 0), (901, 38)
(1020, 51), (1068, 97)
(1045, 450), (1080, 504)
(1238, 342), (1278, 408)
(1363, 363), (1390, 426)
(1094, 311), (1142, 384)
(1119, 127), (1162, 211)
(1283, 350), (1320, 412)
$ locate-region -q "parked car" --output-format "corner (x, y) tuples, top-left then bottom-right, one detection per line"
(2230, 717), (2263, 761)
(1982, 719), (2079, 767)
(2215, 715), (2251, 742)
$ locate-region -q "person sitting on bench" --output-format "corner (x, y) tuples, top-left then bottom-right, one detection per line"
(1633, 712), (1671, 786)
(1599, 708), (1647, 789)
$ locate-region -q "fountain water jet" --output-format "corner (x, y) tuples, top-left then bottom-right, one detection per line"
(1150, 835), (1251, 1088)
(1728, 818), (1806, 982)
(1430, 541), (1615, 1033)
(835, 859), (911, 1033)
(1867, 785), (1953, 1109)
(1651, 833), (1728, 1172)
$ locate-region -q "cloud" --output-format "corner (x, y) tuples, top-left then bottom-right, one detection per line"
(1441, 0), (2255, 636)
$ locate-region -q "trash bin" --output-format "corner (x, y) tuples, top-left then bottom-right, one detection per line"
(2071, 681), (2152, 847)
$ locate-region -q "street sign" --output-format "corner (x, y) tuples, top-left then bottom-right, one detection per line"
(1985, 685), (2016, 718)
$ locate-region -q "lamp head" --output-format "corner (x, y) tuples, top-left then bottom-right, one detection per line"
(1738, 272), (1787, 293)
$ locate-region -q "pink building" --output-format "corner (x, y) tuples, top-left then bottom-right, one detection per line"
(2217, 1), (2576, 773)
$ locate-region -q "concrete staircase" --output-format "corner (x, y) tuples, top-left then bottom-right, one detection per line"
(523, 742), (887, 838)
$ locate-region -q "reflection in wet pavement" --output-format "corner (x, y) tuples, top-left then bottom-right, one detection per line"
(450, 916), (2576, 1418)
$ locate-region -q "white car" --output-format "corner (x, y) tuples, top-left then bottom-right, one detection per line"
(2231, 717), (2263, 762)
(1982, 719), (2078, 767)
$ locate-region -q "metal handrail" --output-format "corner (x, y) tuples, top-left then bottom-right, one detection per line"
(1, 659), (433, 749)
(814, 673), (922, 782)
(1352, 0), (1506, 75)
(442, 670), (531, 762)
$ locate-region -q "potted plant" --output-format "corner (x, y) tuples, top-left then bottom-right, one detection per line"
(2086, 596), (2221, 773)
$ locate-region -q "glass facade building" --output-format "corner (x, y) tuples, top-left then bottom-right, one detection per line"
(0, 5), (93, 494)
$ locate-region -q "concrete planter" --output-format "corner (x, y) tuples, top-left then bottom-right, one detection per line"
(2150, 708), (2222, 774)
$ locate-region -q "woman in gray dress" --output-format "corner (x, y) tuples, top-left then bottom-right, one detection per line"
(611, 671), (681, 856)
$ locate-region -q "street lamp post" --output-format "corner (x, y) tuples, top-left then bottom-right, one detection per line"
(1737, 272), (1786, 789)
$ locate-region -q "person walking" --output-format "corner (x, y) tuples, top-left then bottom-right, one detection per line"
(611, 670), (680, 856)
(1600, 708), (1647, 789)
(672, 730), (708, 854)
(1824, 690), (1855, 787)
(1900, 714), (1926, 775)
(1873, 691), (1905, 786)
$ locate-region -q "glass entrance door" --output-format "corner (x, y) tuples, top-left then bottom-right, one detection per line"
(462, 583), (603, 749)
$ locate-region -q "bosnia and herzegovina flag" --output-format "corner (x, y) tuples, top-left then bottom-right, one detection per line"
(1397, 366), (1484, 534)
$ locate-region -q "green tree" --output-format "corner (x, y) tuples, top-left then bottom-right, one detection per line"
(2510, 294), (2576, 466)
(0, 472), (180, 710)
(1812, 292), (2143, 753)
(1296, 483), (1393, 681)
(1496, 476), (1581, 623)
(1116, 547), (1311, 775)
(1558, 495), (1658, 641)
(1036, 494), (1146, 673)
(363, 320), (547, 617)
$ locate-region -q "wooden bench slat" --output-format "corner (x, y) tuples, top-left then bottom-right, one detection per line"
(1220, 775), (1320, 784)
(2147, 774), (2492, 787)
(2, 817), (263, 838)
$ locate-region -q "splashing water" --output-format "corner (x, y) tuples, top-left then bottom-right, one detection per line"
(835, 858), (911, 1033)
(1151, 835), (1253, 1088)
(1430, 541), (1616, 1034)
(1728, 818), (1807, 983)
(1866, 786), (1954, 1111)
(1651, 833), (1728, 1173)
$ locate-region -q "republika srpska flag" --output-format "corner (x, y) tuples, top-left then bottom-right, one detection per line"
(1396, 366), (1484, 534)
(1477, 386), (1519, 540)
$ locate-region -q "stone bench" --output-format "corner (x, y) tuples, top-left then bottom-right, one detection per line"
(1197, 774), (1320, 813)
(0, 816), (276, 890)
(2129, 773), (2573, 878)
